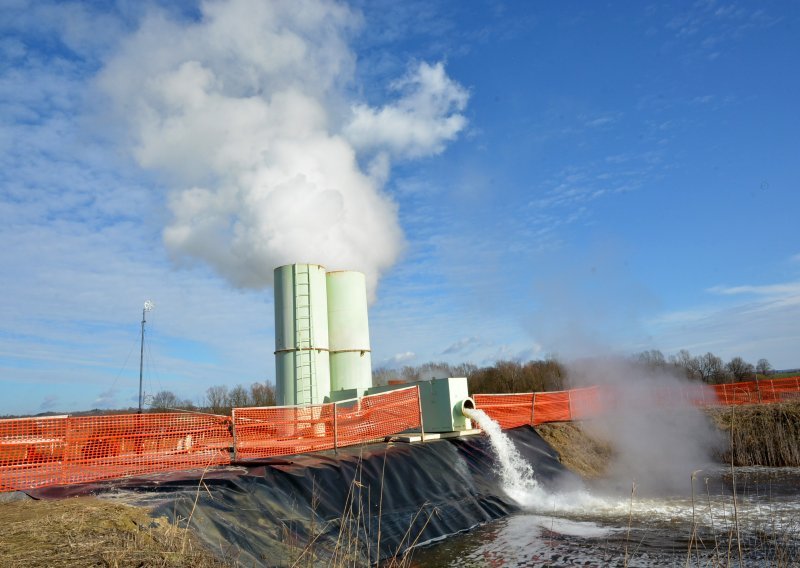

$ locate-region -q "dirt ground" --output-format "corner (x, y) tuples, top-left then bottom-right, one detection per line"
(535, 421), (613, 478)
(0, 494), (230, 567)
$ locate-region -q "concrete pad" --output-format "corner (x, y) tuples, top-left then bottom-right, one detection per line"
(388, 428), (482, 443)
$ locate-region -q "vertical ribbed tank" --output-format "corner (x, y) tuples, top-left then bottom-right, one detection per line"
(326, 270), (373, 396)
(274, 264), (331, 406)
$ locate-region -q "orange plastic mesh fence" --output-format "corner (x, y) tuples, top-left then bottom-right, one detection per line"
(565, 386), (606, 421)
(4, 376), (798, 489)
(0, 415), (68, 491)
(233, 403), (335, 460)
(61, 413), (232, 486)
(1, 412), (231, 492)
(474, 376), (800, 430)
(334, 387), (421, 448)
(472, 393), (533, 429)
(233, 387), (421, 460)
(713, 377), (800, 405)
(532, 391), (572, 425)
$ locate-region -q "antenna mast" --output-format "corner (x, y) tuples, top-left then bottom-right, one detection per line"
(138, 300), (154, 413)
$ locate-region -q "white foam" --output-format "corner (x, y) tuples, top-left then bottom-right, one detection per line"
(465, 407), (611, 511)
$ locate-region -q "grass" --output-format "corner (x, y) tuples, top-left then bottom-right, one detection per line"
(707, 401), (800, 466)
(0, 496), (230, 567)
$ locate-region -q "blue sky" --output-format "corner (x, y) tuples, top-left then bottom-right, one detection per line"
(1, 0), (798, 415)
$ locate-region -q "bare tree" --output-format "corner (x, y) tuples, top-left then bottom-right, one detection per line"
(206, 385), (230, 415)
(150, 390), (179, 410)
(726, 357), (754, 381)
(228, 385), (251, 408)
(250, 382), (276, 407)
(670, 349), (699, 380)
(756, 358), (773, 376)
(697, 352), (727, 384)
(636, 349), (667, 370)
(400, 365), (421, 382)
(371, 367), (399, 386)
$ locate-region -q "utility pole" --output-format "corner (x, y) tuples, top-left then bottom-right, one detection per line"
(138, 300), (154, 413)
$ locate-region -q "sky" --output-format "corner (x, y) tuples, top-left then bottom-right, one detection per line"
(1, 0), (798, 415)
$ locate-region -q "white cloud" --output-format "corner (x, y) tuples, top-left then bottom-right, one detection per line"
(707, 282), (800, 301)
(383, 351), (416, 367)
(441, 336), (481, 355)
(344, 61), (469, 160)
(647, 280), (800, 367)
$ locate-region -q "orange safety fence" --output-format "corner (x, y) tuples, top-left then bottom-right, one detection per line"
(532, 391), (572, 425)
(472, 394), (533, 430)
(3, 377), (798, 491)
(0, 413), (231, 492)
(563, 386), (606, 422)
(232, 386), (421, 460)
(712, 376), (800, 405)
(474, 376), (800, 430)
(0, 415), (68, 491)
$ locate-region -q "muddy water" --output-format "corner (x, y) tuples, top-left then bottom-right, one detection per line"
(411, 466), (800, 567)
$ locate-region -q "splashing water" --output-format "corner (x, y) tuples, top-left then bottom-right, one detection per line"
(464, 408), (539, 500)
(465, 407), (605, 511)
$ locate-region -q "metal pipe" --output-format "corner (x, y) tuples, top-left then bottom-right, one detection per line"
(416, 385), (425, 443)
(138, 306), (146, 414)
(458, 397), (476, 417)
(333, 401), (338, 453)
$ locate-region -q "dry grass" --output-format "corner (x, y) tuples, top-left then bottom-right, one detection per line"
(0, 496), (229, 567)
(706, 401), (800, 466)
(535, 422), (614, 478)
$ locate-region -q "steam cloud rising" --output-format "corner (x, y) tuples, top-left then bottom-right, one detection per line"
(97, 0), (468, 295)
(567, 357), (723, 495)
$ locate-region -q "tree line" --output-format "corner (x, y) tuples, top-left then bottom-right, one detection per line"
(636, 349), (773, 384)
(148, 381), (276, 414)
(374, 350), (776, 395)
(146, 350), (776, 414)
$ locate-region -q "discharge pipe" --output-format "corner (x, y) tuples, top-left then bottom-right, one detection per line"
(458, 397), (476, 417)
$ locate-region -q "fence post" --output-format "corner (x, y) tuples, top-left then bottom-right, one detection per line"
(61, 415), (72, 487)
(416, 385), (425, 443)
(333, 402), (338, 453)
(755, 377), (762, 403)
(567, 390), (573, 421)
(231, 410), (238, 462)
(530, 393), (536, 426)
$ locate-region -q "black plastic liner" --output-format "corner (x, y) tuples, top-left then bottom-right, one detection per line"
(29, 427), (575, 566)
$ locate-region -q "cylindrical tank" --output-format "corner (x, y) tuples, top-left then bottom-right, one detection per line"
(274, 264), (331, 406)
(326, 270), (373, 397)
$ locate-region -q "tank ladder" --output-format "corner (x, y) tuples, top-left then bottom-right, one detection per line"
(292, 264), (316, 406)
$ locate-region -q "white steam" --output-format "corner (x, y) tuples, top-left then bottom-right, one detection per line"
(567, 356), (723, 496)
(97, 0), (468, 295)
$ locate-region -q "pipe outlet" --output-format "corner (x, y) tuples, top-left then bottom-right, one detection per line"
(458, 397), (476, 417)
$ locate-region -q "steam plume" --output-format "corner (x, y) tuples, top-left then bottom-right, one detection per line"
(567, 356), (723, 495)
(97, 0), (468, 295)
